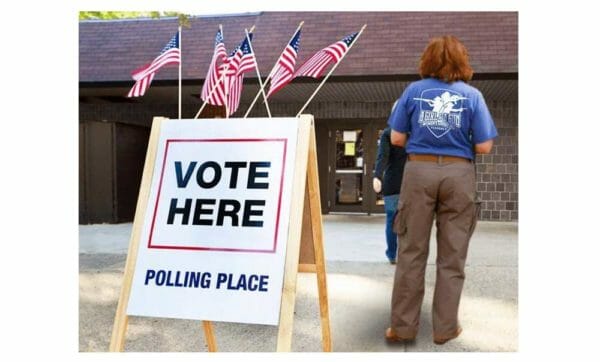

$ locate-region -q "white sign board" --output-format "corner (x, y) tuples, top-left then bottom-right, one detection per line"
(126, 118), (301, 325)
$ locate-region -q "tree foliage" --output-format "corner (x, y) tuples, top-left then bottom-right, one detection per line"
(79, 11), (190, 27)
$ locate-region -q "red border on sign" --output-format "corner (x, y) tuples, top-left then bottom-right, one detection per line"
(147, 138), (288, 253)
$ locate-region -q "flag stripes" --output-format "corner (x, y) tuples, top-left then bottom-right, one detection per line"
(294, 51), (333, 78)
(226, 33), (256, 115)
(127, 32), (180, 98)
(228, 74), (244, 115)
(267, 28), (301, 98)
(131, 49), (181, 80)
(238, 53), (257, 74)
(268, 66), (292, 97)
(294, 32), (357, 79)
(201, 29), (228, 106)
(127, 73), (156, 97)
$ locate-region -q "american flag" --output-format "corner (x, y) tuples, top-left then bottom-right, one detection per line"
(266, 28), (302, 98)
(226, 33), (256, 115)
(127, 32), (180, 98)
(201, 29), (228, 106)
(294, 32), (358, 79)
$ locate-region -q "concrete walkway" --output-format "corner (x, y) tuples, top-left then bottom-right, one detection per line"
(79, 215), (518, 352)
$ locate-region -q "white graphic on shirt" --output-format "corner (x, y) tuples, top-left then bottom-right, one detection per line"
(414, 89), (467, 138)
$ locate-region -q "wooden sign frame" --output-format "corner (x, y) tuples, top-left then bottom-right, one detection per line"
(109, 115), (331, 352)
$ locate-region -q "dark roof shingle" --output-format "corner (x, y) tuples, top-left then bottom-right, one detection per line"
(79, 11), (517, 83)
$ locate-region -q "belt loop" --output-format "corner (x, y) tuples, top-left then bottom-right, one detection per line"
(437, 155), (442, 165)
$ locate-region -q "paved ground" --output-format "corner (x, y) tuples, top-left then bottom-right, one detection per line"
(79, 214), (518, 352)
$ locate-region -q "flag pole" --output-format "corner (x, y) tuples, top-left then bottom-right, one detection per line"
(224, 24), (231, 119)
(178, 26), (182, 120)
(296, 24), (367, 117)
(224, 26), (230, 119)
(244, 21), (304, 119)
(244, 28), (271, 118)
(194, 24), (227, 119)
(223, 24), (232, 119)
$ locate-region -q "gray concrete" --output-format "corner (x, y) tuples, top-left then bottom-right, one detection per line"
(79, 214), (518, 352)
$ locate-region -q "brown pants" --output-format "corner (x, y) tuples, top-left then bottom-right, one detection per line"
(390, 160), (479, 339)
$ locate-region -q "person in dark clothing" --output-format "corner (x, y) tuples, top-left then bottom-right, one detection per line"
(373, 126), (407, 264)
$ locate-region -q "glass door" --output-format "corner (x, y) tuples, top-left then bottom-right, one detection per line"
(326, 121), (387, 214)
(332, 128), (366, 212)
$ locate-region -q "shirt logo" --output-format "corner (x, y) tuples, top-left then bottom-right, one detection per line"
(414, 89), (467, 138)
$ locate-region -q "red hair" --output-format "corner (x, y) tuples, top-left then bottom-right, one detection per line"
(419, 35), (473, 82)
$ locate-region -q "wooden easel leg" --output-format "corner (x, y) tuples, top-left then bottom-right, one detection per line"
(298, 263), (317, 273)
(109, 117), (166, 352)
(109, 314), (129, 351)
(307, 124), (332, 352)
(202, 321), (218, 352)
(276, 283), (299, 352)
(314, 250), (332, 351)
(314, 266), (331, 351)
(276, 116), (312, 352)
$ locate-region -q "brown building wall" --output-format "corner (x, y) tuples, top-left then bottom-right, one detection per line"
(79, 99), (517, 222)
(475, 101), (519, 221)
(79, 121), (116, 223)
(79, 120), (149, 224)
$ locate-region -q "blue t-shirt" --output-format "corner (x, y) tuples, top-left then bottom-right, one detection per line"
(388, 78), (498, 160)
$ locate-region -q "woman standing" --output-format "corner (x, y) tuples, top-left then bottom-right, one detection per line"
(385, 35), (497, 345)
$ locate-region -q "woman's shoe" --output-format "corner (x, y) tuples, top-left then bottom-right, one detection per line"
(385, 328), (415, 342)
(433, 327), (462, 345)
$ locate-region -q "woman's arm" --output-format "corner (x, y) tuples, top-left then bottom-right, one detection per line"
(391, 130), (407, 147)
(474, 139), (494, 154)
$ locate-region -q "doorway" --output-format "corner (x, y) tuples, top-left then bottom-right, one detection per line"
(326, 120), (386, 214)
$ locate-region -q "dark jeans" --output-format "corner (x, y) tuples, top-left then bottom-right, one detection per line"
(383, 194), (399, 261)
